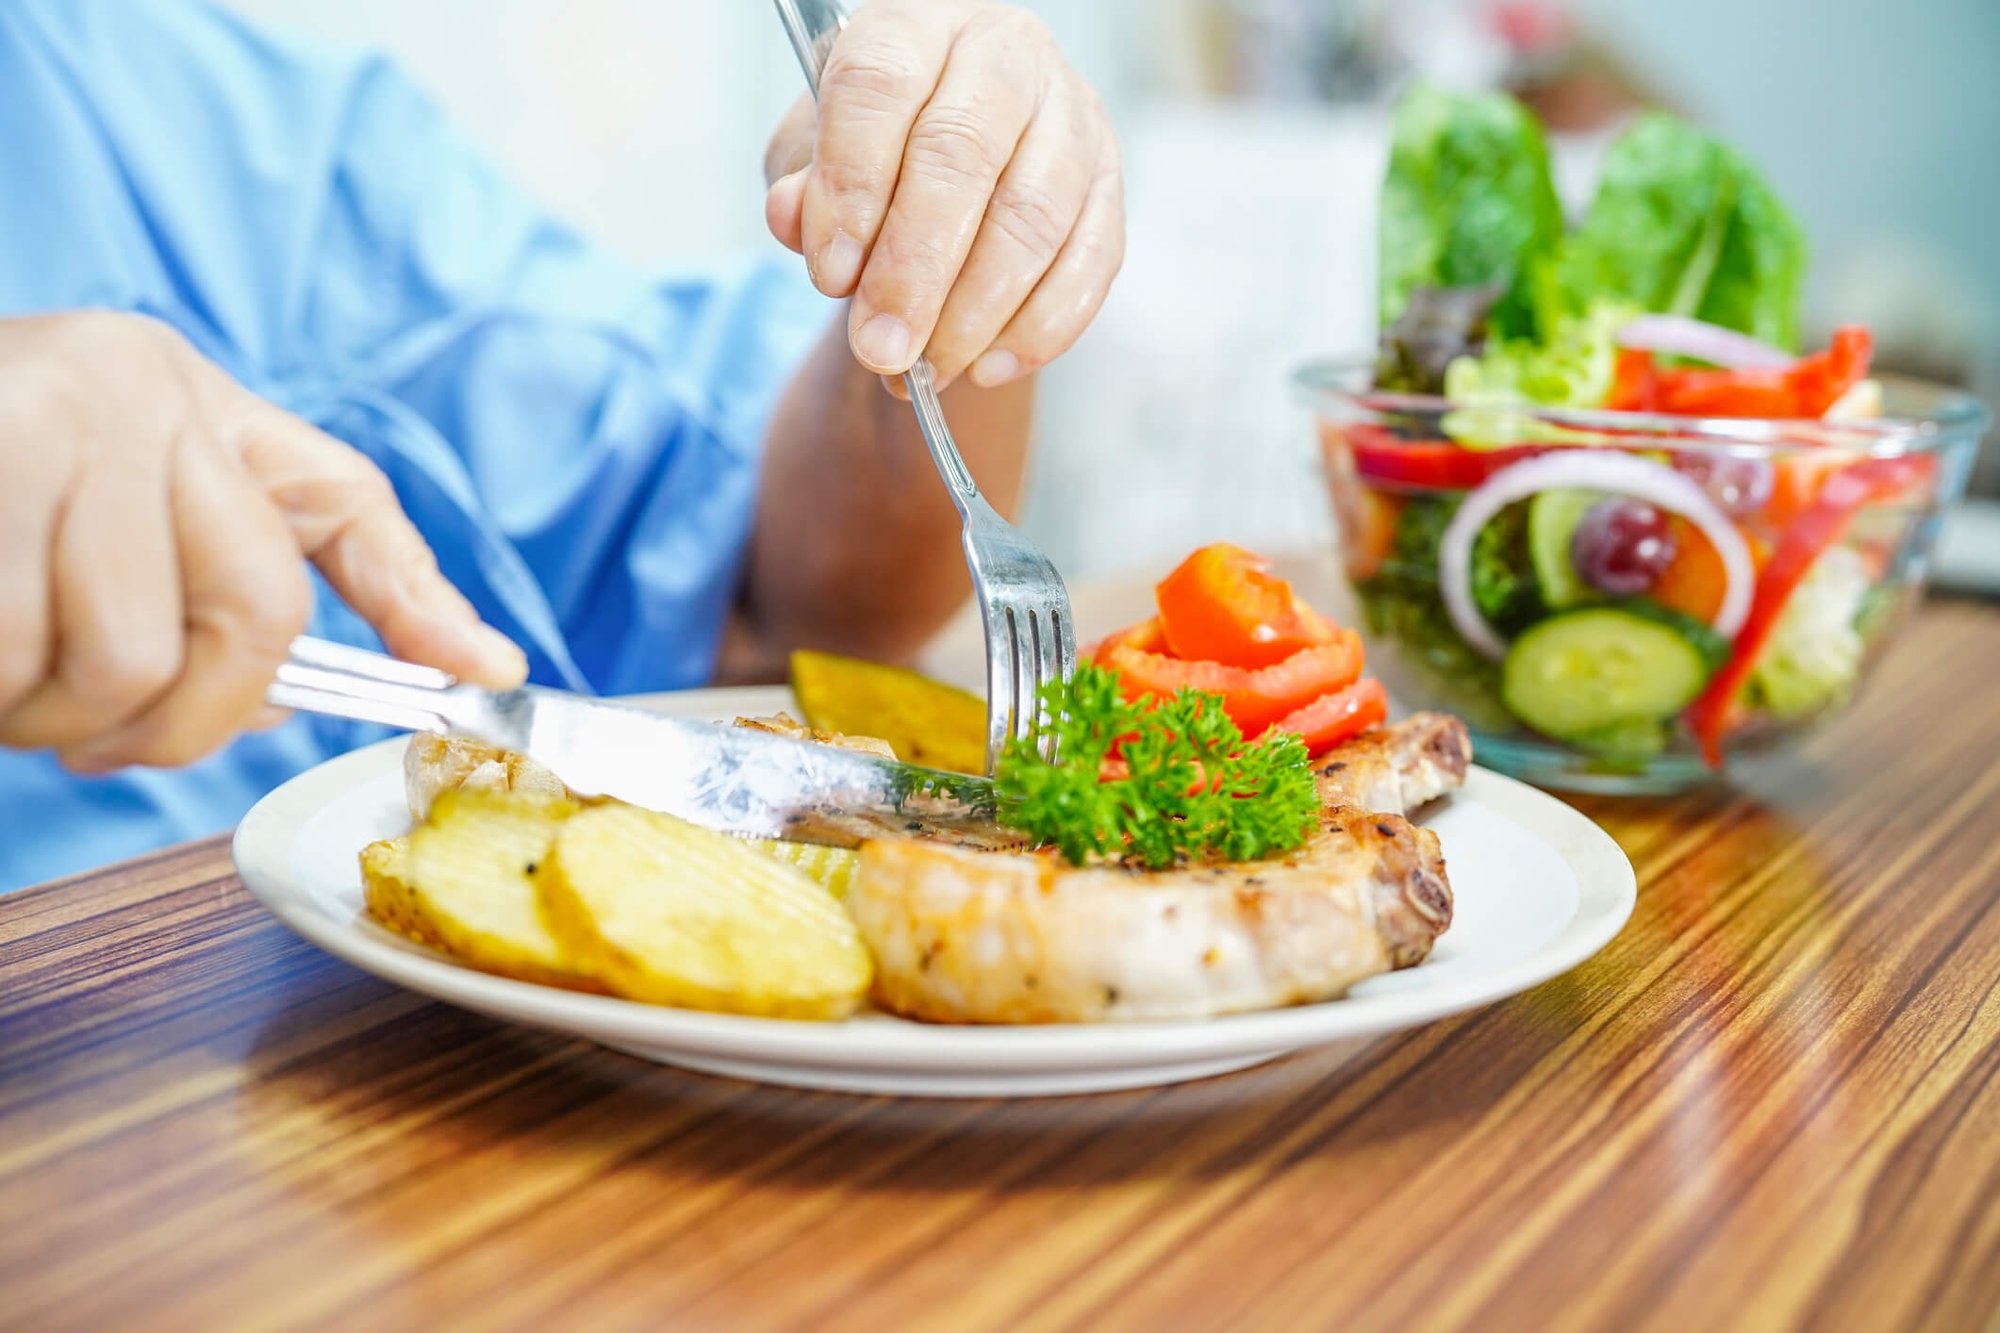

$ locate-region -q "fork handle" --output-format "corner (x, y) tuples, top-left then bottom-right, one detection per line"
(772, 0), (984, 520)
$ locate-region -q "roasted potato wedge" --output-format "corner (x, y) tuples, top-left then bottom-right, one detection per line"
(789, 650), (986, 774)
(747, 839), (861, 900)
(387, 790), (599, 991)
(540, 804), (871, 1020)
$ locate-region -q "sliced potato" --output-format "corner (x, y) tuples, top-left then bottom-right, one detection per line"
(747, 839), (861, 900)
(359, 836), (438, 946)
(790, 650), (986, 774)
(540, 804), (871, 1020)
(394, 790), (599, 991)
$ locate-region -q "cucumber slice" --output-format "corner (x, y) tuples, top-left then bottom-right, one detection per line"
(1502, 607), (1714, 741)
(1527, 489), (1602, 610)
(1570, 717), (1668, 765)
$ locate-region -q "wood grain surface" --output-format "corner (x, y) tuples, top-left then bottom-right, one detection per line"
(4, 601), (1999, 1333)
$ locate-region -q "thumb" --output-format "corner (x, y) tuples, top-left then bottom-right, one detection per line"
(230, 399), (529, 690)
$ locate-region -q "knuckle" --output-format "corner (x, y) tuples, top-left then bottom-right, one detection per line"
(987, 180), (1074, 261)
(820, 42), (930, 117)
(869, 227), (961, 294)
(905, 106), (1005, 185)
(66, 639), (180, 715)
(812, 149), (893, 205)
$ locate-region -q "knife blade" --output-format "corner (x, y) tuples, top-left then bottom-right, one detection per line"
(268, 638), (1018, 849)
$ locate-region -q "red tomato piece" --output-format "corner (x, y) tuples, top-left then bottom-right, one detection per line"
(1261, 678), (1388, 756)
(1089, 617), (1168, 664)
(1155, 544), (1331, 668)
(1101, 634), (1366, 736)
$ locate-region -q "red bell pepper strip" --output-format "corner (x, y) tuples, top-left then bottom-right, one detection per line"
(1340, 423), (1546, 490)
(1684, 454), (1931, 765)
(1643, 326), (1874, 421)
(1605, 348), (1661, 412)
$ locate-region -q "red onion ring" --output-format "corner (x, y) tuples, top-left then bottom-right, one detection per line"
(1439, 451), (1755, 660)
(1616, 315), (1792, 371)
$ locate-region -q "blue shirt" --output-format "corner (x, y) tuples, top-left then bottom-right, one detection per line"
(0, 0), (829, 891)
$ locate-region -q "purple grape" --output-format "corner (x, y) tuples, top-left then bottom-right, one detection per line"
(1675, 451), (1774, 517)
(1573, 499), (1677, 595)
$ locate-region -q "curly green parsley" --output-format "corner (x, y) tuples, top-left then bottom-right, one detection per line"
(994, 664), (1319, 869)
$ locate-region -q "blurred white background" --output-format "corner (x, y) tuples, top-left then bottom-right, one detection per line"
(224, 0), (2000, 581)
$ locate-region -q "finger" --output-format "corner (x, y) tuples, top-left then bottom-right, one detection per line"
(0, 409), (67, 717)
(965, 144), (1125, 389)
(765, 168), (809, 255)
(798, 0), (961, 300)
(60, 441), (312, 772)
(919, 82), (1096, 388)
(0, 435), (184, 750)
(846, 11), (1045, 374)
(226, 397), (528, 689)
(764, 92), (818, 185)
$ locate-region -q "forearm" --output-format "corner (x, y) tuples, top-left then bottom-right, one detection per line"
(735, 313), (1035, 673)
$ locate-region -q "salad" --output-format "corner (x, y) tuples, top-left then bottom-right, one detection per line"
(1327, 86), (1946, 776)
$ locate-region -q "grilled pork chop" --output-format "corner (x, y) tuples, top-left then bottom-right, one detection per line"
(847, 713), (1470, 1024)
(403, 711), (1473, 1026)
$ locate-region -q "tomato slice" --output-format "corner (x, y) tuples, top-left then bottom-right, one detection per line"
(1261, 678), (1388, 756)
(1648, 518), (1731, 623)
(1685, 455), (1927, 765)
(1101, 633), (1366, 736)
(1155, 544), (1330, 667)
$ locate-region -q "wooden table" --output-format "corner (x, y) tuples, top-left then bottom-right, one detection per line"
(4, 601), (1999, 1332)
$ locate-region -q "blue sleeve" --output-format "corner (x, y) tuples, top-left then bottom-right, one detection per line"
(296, 58), (832, 694)
(1, 0), (830, 695)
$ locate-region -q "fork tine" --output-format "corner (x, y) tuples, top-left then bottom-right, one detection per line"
(1029, 608), (1060, 763)
(1010, 607), (1037, 750)
(984, 602), (1017, 775)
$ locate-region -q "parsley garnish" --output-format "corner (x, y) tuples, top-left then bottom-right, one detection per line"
(995, 664), (1319, 869)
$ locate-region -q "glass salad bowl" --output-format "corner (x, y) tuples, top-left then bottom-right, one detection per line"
(1295, 359), (1989, 794)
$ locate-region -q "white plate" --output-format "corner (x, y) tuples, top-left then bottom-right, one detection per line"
(233, 687), (1635, 1098)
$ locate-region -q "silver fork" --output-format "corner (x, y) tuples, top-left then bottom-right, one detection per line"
(772, 0), (1076, 771)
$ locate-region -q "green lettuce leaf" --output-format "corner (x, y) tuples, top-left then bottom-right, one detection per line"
(1696, 154), (1807, 350)
(1555, 113), (1806, 349)
(1443, 301), (1636, 410)
(1379, 84), (1563, 340)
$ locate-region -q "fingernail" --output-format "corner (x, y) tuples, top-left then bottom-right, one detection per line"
(814, 231), (864, 294)
(853, 314), (912, 373)
(969, 348), (1021, 388)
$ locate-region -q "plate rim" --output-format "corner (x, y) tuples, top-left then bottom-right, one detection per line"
(232, 687), (1636, 1075)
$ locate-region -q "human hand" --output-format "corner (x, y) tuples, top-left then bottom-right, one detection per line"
(0, 312), (527, 772)
(763, 0), (1124, 392)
